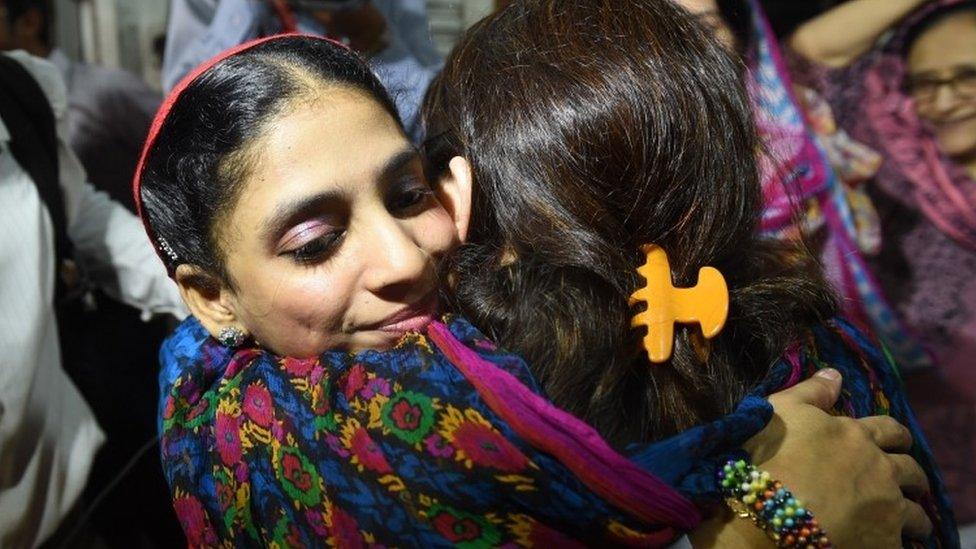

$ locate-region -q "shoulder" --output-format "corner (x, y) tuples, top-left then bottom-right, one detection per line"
(1, 51), (68, 119)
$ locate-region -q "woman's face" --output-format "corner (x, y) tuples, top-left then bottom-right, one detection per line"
(674, 0), (739, 53)
(908, 13), (976, 162)
(210, 89), (459, 357)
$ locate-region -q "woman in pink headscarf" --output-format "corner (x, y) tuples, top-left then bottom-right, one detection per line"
(676, 0), (937, 375)
(795, 0), (976, 523)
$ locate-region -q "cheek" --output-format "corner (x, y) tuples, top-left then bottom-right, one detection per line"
(935, 118), (976, 155)
(232, 263), (355, 356)
(414, 207), (460, 255)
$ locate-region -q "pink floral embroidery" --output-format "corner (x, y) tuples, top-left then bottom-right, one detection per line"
(282, 357), (316, 377)
(173, 494), (217, 546)
(215, 411), (242, 465)
(424, 434), (454, 458)
(343, 364), (368, 400)
(349, 427), (392, 474)
(452, 421), (527, 472)
(243, 383), (273, 427)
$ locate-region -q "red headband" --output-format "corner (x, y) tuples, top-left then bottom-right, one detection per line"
(132, 33), (349, 274)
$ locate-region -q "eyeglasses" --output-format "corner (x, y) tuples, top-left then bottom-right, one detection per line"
(906, 66), (976, 104)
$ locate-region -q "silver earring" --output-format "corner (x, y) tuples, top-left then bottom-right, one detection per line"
(217, 326), (247, 348)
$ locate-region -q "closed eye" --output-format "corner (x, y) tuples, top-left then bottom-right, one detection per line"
(285, 231), (344, 265)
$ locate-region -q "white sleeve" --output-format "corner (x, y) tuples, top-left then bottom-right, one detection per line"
(65, 171), (189, 321)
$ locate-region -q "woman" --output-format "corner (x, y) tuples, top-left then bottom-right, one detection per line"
(422, 0), (954, 546)
(674, 0), (936, 373)
(137, 10), (947, 549)
(807, 0), (976, 524)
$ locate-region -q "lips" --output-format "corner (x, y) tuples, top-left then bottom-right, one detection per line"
(364, 293), (440, 335)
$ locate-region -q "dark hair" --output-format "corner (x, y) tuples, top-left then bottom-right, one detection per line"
(139, 36), (399, 280)
(1, 0), (51, 45)
(423, 0), (836, 446)
(904, 1), (976, 55)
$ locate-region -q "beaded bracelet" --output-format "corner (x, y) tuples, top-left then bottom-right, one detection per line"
(718, 459), (832, 548)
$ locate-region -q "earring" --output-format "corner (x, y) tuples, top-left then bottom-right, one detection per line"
(217, 326), (247, 348)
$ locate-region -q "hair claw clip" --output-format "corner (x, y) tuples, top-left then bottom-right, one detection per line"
(629, 245), (729, 363)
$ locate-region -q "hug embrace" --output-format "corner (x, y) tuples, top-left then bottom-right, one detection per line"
(134, 1), (958, 547)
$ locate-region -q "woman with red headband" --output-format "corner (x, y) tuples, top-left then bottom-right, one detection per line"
(136, 10), (953, 549)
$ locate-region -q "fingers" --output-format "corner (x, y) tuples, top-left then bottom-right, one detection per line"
(857, 415), (914, 452)
(888, 453), (931, 497)
(901, 498), (934, 540)
(768, 368), (842, 411)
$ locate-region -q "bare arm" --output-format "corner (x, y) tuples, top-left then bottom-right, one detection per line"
(788, 0), (929, 68)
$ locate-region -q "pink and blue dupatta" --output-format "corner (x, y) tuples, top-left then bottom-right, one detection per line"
(742, 0), (934, 370)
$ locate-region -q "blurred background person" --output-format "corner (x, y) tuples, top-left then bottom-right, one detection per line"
(162, 0), (442, 138)
(797, 0), (976, 525)
(0, 0), (160, 210)
(674, 0), (934, 381)
(678, 0), (976, 530)
(0, 46), (184, 548)
(0, 1), (184, 546)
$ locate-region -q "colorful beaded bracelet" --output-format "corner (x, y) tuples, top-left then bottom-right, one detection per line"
(718, 459), (832, 548)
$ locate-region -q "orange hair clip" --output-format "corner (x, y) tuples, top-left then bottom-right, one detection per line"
(629, 245), (729, 363)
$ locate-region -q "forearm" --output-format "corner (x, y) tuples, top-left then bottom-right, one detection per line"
(788, 0), (929, 68)
(70, 180), (188, 319)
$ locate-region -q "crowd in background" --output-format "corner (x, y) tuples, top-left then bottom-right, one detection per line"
(0, 0), (974, 547)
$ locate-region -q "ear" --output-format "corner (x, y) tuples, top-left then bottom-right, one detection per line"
(435, 156), (473, 242)
(175, 264), (246, 339)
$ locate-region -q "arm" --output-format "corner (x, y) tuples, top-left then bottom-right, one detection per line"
(57, 106), (187, 319)
(6, 49), (187, 319)
(788, 0), (928, 68)
(66, 180), (188, 320)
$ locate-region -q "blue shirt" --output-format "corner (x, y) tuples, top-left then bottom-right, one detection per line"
(161, 0), (442, 138)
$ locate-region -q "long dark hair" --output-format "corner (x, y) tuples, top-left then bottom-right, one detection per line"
(139, 36), (399, 280)
(423, 0), (836, 446)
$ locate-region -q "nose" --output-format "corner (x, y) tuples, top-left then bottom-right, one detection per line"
(360, 215), (431, 298)
(930, 82), (960, 116)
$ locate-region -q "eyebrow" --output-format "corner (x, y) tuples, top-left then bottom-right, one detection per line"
(262, 190), (343, 247)
(910, 63), (976, 77)
(261, 146), (421, 245)
(378, 148), (422, 185)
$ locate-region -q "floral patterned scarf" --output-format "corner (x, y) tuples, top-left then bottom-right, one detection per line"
(158, 315), (956, 547)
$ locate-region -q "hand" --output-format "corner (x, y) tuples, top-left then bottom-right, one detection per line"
(746, 369), (933, 547)
(691, 370), (933, 548)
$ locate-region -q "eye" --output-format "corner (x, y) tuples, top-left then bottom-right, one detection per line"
(287, 231), (344, 265)
(387, 175), (435, 215)
(958, 68), (976, 84)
